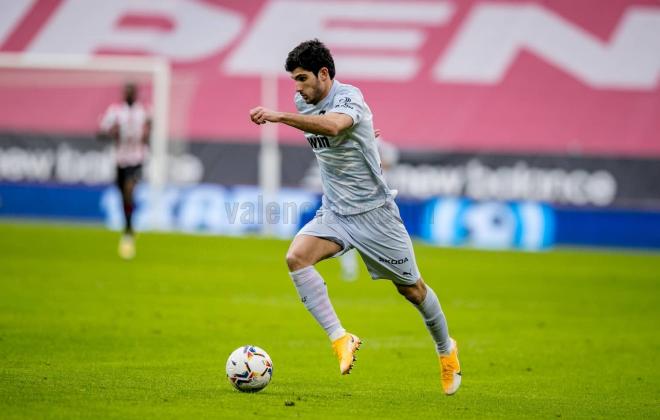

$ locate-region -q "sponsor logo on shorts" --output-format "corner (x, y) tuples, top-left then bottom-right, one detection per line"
(378, 256), (409, 265)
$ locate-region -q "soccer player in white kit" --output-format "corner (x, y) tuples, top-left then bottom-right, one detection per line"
(98, 83), (151, 259)
(249, 40), (461, 395)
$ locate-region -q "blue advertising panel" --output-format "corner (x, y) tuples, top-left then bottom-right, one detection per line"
(554, 208), (660, 249)
(1, 182), (659, 251)
(419, 198), (555, 250)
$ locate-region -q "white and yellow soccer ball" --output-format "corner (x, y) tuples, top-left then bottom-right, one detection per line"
(226, 345), (273, 392)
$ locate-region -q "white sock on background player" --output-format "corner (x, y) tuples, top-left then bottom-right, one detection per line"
(339, 249), (359, 282)
(414, 285), (451, 354)
(290, 266), (346, 341)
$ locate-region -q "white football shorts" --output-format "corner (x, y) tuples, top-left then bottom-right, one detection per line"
(297, 200), (421, 285)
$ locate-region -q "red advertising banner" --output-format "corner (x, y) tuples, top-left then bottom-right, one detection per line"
(0, 0), (658, 156)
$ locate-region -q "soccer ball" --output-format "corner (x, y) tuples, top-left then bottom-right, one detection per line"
(226, 345), (273, 392)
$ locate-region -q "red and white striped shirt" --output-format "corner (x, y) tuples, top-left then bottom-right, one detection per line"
(99, 102), (150, 168)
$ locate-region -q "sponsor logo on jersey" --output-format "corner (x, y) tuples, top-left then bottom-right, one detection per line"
(378, 256), (409, 265)
(336, 97), (354, 110)
(306, 135), (330, 149)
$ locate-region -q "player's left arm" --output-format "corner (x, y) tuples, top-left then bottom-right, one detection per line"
(249, 107), (352, 137)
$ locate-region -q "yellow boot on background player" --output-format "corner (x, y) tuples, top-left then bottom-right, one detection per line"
(439, 338), (461, 395)
(332, 333), (361, 374)
(118, 234), (135, 260)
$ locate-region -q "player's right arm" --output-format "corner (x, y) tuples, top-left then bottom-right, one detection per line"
(96, 125), (119, 141)
(249, 106), (353, 137)
(97, 105), (119, 141)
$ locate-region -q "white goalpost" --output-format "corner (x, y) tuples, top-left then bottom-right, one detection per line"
(259, 75), (282, 235)
(0, 52), (171, 189)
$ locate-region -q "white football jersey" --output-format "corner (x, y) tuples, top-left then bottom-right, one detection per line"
(295, 80), (393, 215)
(99, 102), (150, 168)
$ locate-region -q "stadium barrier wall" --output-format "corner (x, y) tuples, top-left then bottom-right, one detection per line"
(2, 182), (659, 251)
(2, 134), (659, 210)
(2, 1), (659, 251)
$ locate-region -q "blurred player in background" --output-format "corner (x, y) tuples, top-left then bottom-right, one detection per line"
(98, 83), (151, 260)
(339, 128), (399, 281)
(250, 39), (461, 395)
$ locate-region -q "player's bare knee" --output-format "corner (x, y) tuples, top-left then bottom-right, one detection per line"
(285, 250), (310, 272)
(396, 284), (418, 304)
(396, 279), (427, 305)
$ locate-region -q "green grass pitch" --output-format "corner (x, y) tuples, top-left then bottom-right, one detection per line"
(0, 222), (658, 419)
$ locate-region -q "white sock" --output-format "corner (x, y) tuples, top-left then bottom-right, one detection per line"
(414, 286), (451, 355)
(290, 266), (345, 341)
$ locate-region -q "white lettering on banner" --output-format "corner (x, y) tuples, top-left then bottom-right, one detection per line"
(225, 0), (453, 80)
(0, 0), (35, 45)
(8, 1), (659, 88)
(101, 185), (317, 237)
(0, 144), (203, 185)
(0, 147), (55, 182)
(27, 0), (243, 61)
(387, 160), (617, 206)
(55, 144), (115, 184)
(436, 4), (660, 89)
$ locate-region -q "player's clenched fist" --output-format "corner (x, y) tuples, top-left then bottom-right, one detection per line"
(250, 106), (281, 125)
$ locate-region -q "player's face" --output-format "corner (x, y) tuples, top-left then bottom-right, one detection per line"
(124, 84), (137, 105)
(290, 67), (325, 105)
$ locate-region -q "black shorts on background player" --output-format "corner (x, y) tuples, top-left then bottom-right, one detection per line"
(116, 165), (142, 189)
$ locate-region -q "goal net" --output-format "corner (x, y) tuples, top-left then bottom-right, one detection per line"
(0, 53), (170, 188)
(0, 53), (292, 235)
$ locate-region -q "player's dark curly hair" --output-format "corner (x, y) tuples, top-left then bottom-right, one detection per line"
(285, 39), (335, 79)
